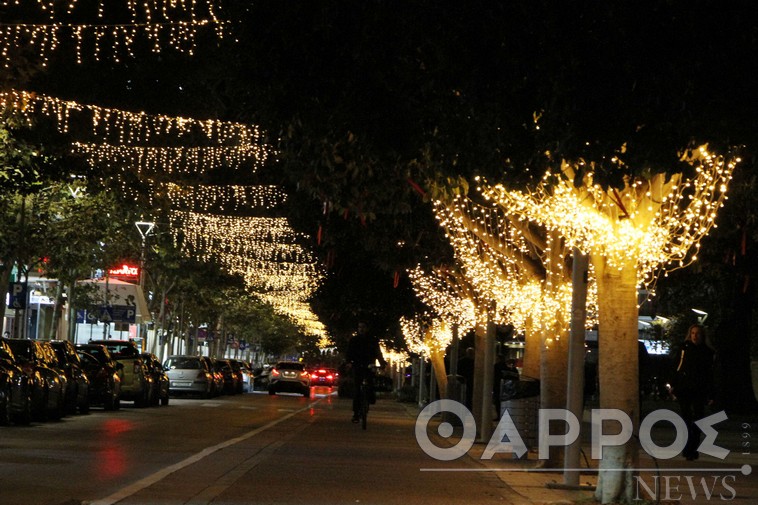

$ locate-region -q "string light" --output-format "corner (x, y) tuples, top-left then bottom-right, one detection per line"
(480, 145), (738, 288)
(72, 142), (272, 175)
(0, 0), (226, 65)
(165, 183), (287, 213)
(0, 89), (270, 147)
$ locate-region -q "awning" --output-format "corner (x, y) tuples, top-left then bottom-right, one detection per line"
(77, 278), (151, 324)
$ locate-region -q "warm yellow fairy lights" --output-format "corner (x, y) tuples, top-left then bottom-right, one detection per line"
(0, 0), (226, 65)
(432, 196), (599, 337)
(480, 145), (738, 287)
(166, 184), (287, 213)
(407, 265), (476, 331)
(72, 142), (272, 175)
(400, 314), (453, 358)
(0, 90), (268, 147)
(169, 209), (325, 337)
(0, 89), (324, 340)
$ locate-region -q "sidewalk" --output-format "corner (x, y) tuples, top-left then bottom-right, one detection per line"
(411, 399), (757, 505)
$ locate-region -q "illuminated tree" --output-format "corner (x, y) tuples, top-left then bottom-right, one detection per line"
(481, 146), (738, 503)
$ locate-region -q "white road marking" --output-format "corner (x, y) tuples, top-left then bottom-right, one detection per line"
(85, 399), (322, 505)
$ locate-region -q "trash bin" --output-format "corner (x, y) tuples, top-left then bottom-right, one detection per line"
(500, 376), (540, 455)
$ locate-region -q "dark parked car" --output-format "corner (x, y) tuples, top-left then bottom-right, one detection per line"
(227, 359), (245, 394)
(0, 339), (32, 425)
(50, 340), (90, 415)
(76, 344), (122, 411)
(2, 338), (67, 421)
(88, 340), (152, 407)
(212, 358), (239, 395)
(141, 353), (169, 406)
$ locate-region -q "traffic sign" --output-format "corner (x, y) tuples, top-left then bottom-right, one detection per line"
(8, 282), (27, 309)
(99, 306), (114, 323)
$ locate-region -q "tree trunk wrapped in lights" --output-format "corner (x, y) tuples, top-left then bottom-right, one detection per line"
(434, 197), (597, 466)
(480, 145), (738, 504)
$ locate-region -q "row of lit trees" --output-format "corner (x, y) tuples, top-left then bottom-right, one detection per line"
(405, 146), (738, 503)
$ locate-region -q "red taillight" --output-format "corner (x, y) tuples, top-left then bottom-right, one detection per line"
(271, 369), (280, 377)
(318, 369), (326, 373)
(326, 374), (334, 380)
(301, 371), (309, 379)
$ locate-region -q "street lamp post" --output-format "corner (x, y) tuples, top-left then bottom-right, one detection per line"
(135, 220), (155, 350)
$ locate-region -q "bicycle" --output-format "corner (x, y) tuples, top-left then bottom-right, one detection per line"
(353, 364), (375, 430)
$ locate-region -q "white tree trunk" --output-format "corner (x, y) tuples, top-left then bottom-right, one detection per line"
(593, 257), (640, 504)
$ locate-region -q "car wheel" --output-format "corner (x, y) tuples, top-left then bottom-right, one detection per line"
(268, 387), (276, 395)
(160, 393), (169, 406)
(79, 396), (90, 415)
(104, 393), (117, 411)
(13, 395), (31, 425)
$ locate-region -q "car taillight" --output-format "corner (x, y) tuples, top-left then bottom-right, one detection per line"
(318, 369), (326, 374)
(271, 369), (280, 377)
(300, 371), (309, 379)
(326, 374), (334, 380)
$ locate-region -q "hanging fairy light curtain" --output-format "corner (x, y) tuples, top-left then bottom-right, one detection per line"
(71, 142), (272, 175)
(166, 183), (287, 213)
(169, 209), (326, 337)
(0, 0), (226, 65)
(0, 89), (266, 146)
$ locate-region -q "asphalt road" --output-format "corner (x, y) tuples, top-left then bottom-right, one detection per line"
(0, 389), (523, 505)
(2, 389), (756, 505)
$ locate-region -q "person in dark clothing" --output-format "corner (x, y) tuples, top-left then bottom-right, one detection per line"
(457, 347), (475, 410)
(493, 356), (519, 419)
(346, 321), (387, 423)
(672, 323), (715, 460)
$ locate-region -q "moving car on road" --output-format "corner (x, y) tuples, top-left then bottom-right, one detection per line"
(268, 362), (310, 397)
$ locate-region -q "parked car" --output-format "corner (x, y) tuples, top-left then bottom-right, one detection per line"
(163, 355), (214, 398)
(268, 362), (310, 397)
(204, 356), (224, 396)
(227, 359), (245, 394)
(232, 359), (254, 393)
(309, 367), (338, 387)
(141, 353), (169, 406)
(88, 340), (152, 407)
(252, 365), (273, 391)
(75, 344), (121, 410)
(49, 340), (90, 415)
(0, 339), (32, 425)
(2, 337), (67, 421)
(212, 358), (239, 395)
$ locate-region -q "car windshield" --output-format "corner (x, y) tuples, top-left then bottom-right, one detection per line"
(78, 346), (109, 364)
(165, 357), (202, 370)
(5, 340), (31, 360)
(276, 362), (304, 371)
(104, 344), (138, 358)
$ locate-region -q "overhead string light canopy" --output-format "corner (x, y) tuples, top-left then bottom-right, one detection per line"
(0, 0), (226, 65)
(0, 89), (268, 147)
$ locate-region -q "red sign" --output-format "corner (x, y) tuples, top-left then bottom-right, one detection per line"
(108, 263), (140, 280)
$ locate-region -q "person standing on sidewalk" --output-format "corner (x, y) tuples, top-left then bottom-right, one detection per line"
(346, 320), (387, 423)
(672, 323), (715, 460)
